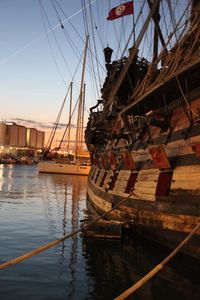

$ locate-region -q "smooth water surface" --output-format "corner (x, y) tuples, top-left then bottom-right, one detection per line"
(0, 164), (199, 300)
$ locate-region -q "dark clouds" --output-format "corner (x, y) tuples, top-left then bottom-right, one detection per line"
(10, 118), (76, 130)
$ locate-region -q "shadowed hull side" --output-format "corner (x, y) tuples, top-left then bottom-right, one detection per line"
(87, 167), (200, 259)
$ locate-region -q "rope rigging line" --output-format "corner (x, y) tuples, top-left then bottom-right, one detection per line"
(87, 17), (101, 97)
(93, 1), (105, 50)
(38, 0), (73, 80)
(51, 0), (64, 28)
(118, 0), (146, 60)
(0, 192), (134, 271)
(51, 0), (89, 94)
(81, 0), (101, 99)
(42, 85), (71, 156)
(121, 1), (193, 113)
(82, 0), (98, 95)
(51, 0), (84, 68)
(81, 0), (89, 36)
(53, 0), (105, 86)
(115, 222), (200, 300)
(166, 0), (178, 42)
(58, 93), (80, 149)
(39, 2), (67, 88)
(115, 16), (130, 59)
(89, 0), (102, 90)
(58, 50), (86, 149)
(43, 49), (84, 154)
(176, 76), (198, 118)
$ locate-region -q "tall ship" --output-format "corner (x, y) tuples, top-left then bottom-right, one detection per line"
(85, 0), (200, 259)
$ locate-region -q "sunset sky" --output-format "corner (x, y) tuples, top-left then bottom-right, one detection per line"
(0, 0), (187, 146)
(0, 1), (123, 130)
(0, 1), (101, 128)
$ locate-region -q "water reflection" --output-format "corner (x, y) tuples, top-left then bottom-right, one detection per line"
(83, 236), (200, 300)
(0, 165), (199, 300)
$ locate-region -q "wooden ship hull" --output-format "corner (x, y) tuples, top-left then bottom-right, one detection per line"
(85, 1), (200, 259)
(87, 161), (200, 259)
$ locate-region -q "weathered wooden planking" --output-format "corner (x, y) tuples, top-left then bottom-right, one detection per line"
(114, 180), (129, 187)
(113, 187), (127, 194)
(174, 165), (200, 172)
(171, 180), (200, 190)
(115, 201), (200, 234)
(130, 192), (155, 201)
(83, 219), (122, 239)
(89, 166), (95, 179)
(89, 166), (95, 176)
(96, 170), (105, 186)
(137, 174), (159, 181)
(132, 153), (150, 162)
(102, 170), (114, 190)
(134, 180), (158, 188)
(113, 183), (127, 190)
(87, 186), (112, 212)
(117, 170), (131, 179)
(137, 169), (160, 175)
(129, 135), (200, 163)
(91, 167), (98, 181)
(109, 190), (129, 197)
(167, 135), (200, 147)
(165, 145), (194, 157)
(136, 209), (200, 234)
(172, 173), (200, 180)
(133, 186), (156, 194)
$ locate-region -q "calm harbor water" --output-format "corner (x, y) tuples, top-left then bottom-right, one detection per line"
(0, 164), (199, 300)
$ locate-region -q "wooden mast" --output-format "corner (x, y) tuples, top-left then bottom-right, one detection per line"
(81, 82), (86, 149)
(147, 0), (164, 63)
(74, 35), (89, 161)
(67, 81), (73, 153)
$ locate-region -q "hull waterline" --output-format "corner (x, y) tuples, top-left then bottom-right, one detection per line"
(38, 161), (90, 175)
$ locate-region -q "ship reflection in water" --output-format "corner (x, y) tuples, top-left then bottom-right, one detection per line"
(0, 164), (199, 300)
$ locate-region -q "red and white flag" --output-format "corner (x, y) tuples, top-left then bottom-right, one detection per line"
(107, 1), (133, 21)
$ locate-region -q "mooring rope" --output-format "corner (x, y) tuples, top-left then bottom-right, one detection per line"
(0, 194), (132, 270)
(115, 221), (200, 300)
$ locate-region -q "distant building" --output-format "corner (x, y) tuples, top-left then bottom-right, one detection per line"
(0, 121), (45, 158)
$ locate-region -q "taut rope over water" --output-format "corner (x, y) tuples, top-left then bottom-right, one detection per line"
(115, 222), (200, 300)
(0, 194), (132, 270)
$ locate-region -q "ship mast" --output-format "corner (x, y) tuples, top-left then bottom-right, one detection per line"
(74, 35), (89, 161)
(80, 83), (86, 149)
(67, 82), (73, 153)
(147, 0), (165, 63)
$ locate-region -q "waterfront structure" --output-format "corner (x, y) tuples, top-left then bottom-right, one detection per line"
(0, 121), (45, 160)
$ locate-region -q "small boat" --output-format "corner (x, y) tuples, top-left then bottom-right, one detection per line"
(38, 151), (90, 175)
(38, 36), (91, 176)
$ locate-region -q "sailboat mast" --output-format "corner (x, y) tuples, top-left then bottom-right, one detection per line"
(75, 35), (89, 157)
(80, 83), (86, 148)
(67, 81), (73, 153)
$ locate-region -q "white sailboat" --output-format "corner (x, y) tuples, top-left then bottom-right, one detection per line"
(38, 36), (91, 175)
